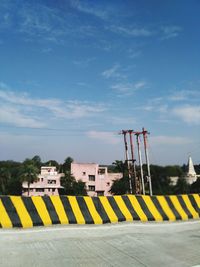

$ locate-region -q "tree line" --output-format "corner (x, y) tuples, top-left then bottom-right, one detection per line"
(0, 156), (86, 196)
(110, 160), (200, 195)
(0, 155), (199, 195)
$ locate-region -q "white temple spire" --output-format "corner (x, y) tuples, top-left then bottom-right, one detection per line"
(186, 156), (197, 184)
(187, 156), (196, 176)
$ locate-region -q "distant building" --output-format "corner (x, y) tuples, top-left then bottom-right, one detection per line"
(22, 166), (64, 196)
(169, 176), (179, 186)
(71, 163), (122, 196)
(169, 156), (200, 186)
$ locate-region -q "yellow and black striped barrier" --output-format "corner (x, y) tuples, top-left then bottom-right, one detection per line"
(0, 194), (199, 228)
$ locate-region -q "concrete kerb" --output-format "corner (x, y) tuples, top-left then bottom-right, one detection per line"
(0, 194), (199, 228)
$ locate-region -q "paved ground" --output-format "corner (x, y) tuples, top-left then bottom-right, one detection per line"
(0, 221), (200, 267)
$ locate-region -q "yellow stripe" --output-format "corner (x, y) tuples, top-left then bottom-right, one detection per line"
(142, 195), (163, 221)
(67, 196), (85, 224)
(10, 196), (33, 228)
(32, 196), (52, 226)
(114, 196), (133, 221)
(84, 197), (103, 224)
(169, 196), (188, 220)
(50, 196), (69, 224)
(0, 199), (12, 228)
(182, 195), (199, 219)
(156, 196), (176, 221)
(193, 194), (200, 209)
(128, 195), (148, 221)
(99, 196), (118, 223)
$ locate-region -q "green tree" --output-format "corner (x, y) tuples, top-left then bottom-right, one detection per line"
(60, 172), (87, 196)
(62, 157), (74, 173)
(0, 160), (22, 195)
(32, 155), (42, 169)
(190, 178), (200, 193)
(110, 160), (130, 195)
(173, 177), (190, 194)
(0, 167), (11, 194)
(44, 160), (60, 170)
(20, 160), (39, 196)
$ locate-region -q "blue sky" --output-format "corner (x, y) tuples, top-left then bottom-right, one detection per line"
(0, 0), (200, 165)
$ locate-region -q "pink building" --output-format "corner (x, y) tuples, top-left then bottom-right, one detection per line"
(71, 163), (122, 196)
(22, 166), (64, 196)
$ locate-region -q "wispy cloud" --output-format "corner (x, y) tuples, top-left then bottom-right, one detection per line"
(73, 57), (96, 68)
(18, 4), (68, 44)
(0, 87), (107, 128)
(111, 81), (147, 96)
(161, 26), (182, 40)
(172, 105), (200, 125)
(102, 64), (124, 79)
(169, 90), (200, 101)
(87, 131), (120, 144)
(151, 135), (192, 145)
(128, 49), (142, 59)
(0, 104), (46, 128)
(108, 116), (136, 125)
(70, 0), (108, 20)
(108, 25), (154, 37)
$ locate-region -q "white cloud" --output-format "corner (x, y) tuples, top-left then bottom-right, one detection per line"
(70, 0), (108, 20)
(161, 26), (182, 40)
(169, 90), (200, 101)
(108, 25), (153, 37)
(108, 116), (136, 125)
(151, 135), (192, 145)
(87, 131), (120, 145)
(0, 89), (107, 128)
(102, 64), (121, 79)
(111, 81), (147, 96)
(0, 105), (45, 128)
(73, 57), (96, 68)
(172, 105), (200, 125)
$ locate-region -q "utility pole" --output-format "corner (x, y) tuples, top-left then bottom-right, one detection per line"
(136, 133), (145, 195)
(120, 127), (152, 195)
(128, 130), (139, 194)
(142, 128), (153, 196)
(122, 130), (133, 194)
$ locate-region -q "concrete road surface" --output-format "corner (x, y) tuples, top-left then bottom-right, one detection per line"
(0, 221), (200, 267)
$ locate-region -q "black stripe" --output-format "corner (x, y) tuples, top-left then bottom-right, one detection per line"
(107, 197), (125, 222)
(188, 195), (200, 215)
(76, 197), (94, 224)
(92, 197), (110, 223)
(22, 197), (44, 226)
(1, 197), (22, 227)
(42, 196), (60, 225)
(60, 196), (77, 224)
(152, 196), (169, 221)
(177, 196), (192, 219)
(165, 196), (181, 220)
(136, 196), (155, 221)
(122, 196), (140, 220)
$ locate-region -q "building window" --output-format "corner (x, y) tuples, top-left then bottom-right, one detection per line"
(88, 175), (95, 181)
(36, 188), (44, 192)
(48, 180), (56, 184)
(88, 185), (95, 191)
(98, 168), (105, 174)
(52, 188), (55, 192)
(83, 172), (86, 175)
(41, 178), (44, 182)
(107, 182), (110, 186)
